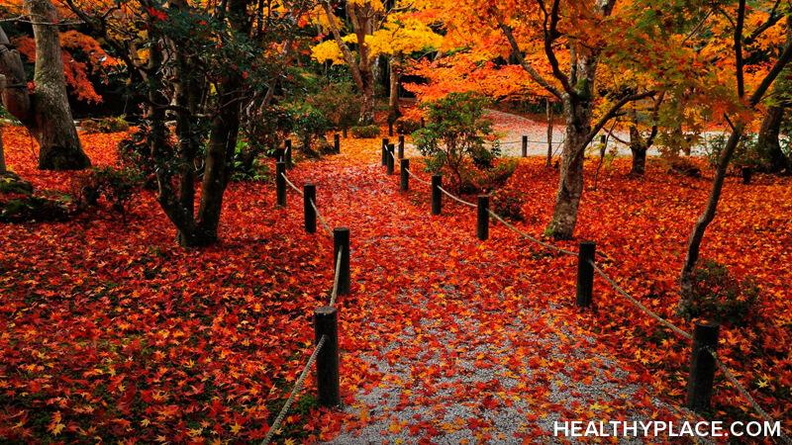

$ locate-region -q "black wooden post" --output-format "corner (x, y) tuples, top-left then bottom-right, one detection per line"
(388, 121), (394, 136)
(334, 134), (341, 154)
(576, 241), (596, 307)
(276, 161), (286, 208)
(285, 139), (293, 168)
(431, 175), (442, 215)
(400, 159), (410, 192)
(381, 138), (389, 166)
(314, 306), (340, 407)
(686, 321), (720, 412)
(276, 147), (285, 164)
(304, 183), (316, 233)
(522, 136), (528, 157)
(386, 144), (395, 175)
(420, 117), (425, 128)
(741, 167), (752, 184)
(477, 195), (490, 241)
(333, 228), (350, 295)
(398, 135), (405, 159)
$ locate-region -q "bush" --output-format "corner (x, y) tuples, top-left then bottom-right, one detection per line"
(703, 133), (763, 171)
(413, 92), (499, 192)
(395, 117), (421, 135)
(666, 156), (702, 177)
(81, 116), (130, 134)
(231, 140), (271, 182)
(350, 125), (382, 139)
(77, 166), (142, 221)
(307, 81), (361, 135)
(283, 102), (331, 151)
(0, 195), (72, 223)
(678, 260), (761, 327)
(458, 159), (517, 194)
(492, 186), (525, 221)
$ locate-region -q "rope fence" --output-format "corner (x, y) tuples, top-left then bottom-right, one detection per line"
(263, 139), (349, 445)
(381, 139), (790, 445)
(262, 335), (327, 445)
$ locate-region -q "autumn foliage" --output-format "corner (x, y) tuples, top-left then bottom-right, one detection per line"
(1, 124), (790, 443)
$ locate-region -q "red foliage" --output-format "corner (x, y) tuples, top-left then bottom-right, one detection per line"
(0, 126), (790, 443)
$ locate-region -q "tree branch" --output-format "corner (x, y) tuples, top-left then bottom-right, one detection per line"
(498, 22), (564, 100)
(583, 91), (657, 147)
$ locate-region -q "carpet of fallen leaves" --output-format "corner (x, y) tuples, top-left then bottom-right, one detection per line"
(0, 124), (790, 444)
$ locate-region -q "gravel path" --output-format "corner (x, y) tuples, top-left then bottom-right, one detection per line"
(277, 134), (703, 444)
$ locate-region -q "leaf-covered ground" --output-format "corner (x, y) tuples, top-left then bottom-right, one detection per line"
(0, 124), (790, 444)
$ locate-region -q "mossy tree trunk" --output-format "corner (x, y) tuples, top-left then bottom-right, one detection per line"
(0, 2), (90, 170)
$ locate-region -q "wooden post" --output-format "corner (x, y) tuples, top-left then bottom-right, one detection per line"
(334, 134), (341, 154)
(388, 121), (394, 136)
(285, 139), (293, 168)
(304, 183), (316, 233)
(431, 175), (442, 215)
(276, 147), (285, 164)
(576, 241), (596, 307)
(314, 306), (340, 407)
(741, 167), (752, 184)
(398, 135), (405, 159)
(420, 117), (426, 128)
(400, 159), (409, 192)
(333, 228), (350, 295)
(386, 144), (395, 175)
(477, 195), (490, 241)
(522, 136), (528, 157)
(276, 161), (286, 208)
(381, 138), (389, 166)
(686, 321), (720, 412)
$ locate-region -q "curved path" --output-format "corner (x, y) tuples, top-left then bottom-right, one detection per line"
(278, 139), (698, 444)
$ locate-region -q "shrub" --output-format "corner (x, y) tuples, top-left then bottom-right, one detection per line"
(231, 140), (271, 182)
(666, 156), (702, 177)
(0, 196), (72, 223)
(283, 102), (331, 151)
(492, 186), (525, 221)
(678, 260), (761, 327)
(77, 166), (142, 221)
(307, 81), (361, 135)
(458, 159), (517, 194)
(81, 116), (130, 134)
(703, 133), (763, 171)
(395, 117), (421, 135)
(413, 92), (499, 192)
(118, 128), (158, 189)
(350, 125), (382, 139)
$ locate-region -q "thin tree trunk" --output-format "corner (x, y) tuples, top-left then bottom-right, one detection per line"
(25, 0), (90, 170)
(388, 56), (400, 125)
(546, 98), (554, 167)
(756, 105), (789, 172)
(681, 126), (743, 295)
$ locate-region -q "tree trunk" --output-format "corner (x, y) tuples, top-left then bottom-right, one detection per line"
(25, 0), (90, 170)
(629, 126), (648, 176)
(546, 98), (591, 239)
(680, 126), (743, 295)
(546, 98), (554, 168)
(756, 105), (789, 173)
(388, 57), (401, 124)
(359, 67), (376, 125)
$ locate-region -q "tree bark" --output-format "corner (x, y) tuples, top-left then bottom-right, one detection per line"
(546, 98), (554, 167)
(756, 105), (789, 172)
(681, 125), (743, 296)
(388, 56), (401, 125)
(25, 0), (90, 170)
(629, 126), (647, 176)
(546, 97), (591, 239)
